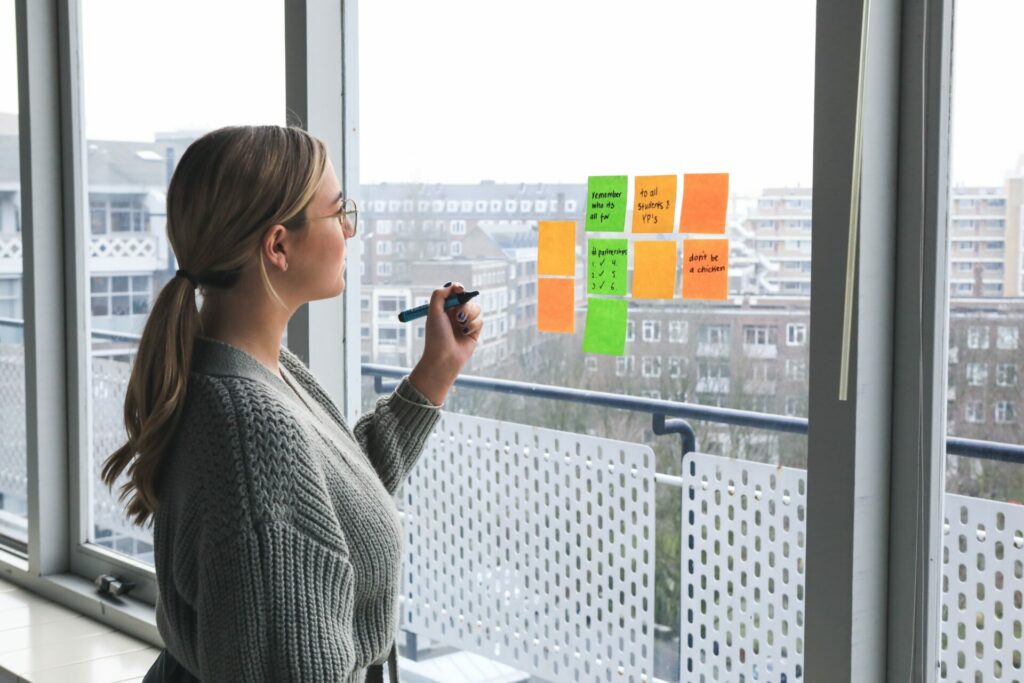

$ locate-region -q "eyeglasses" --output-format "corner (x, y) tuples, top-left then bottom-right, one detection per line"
(301, 197), (358, 238)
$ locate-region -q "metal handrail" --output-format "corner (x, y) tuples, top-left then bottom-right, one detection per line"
(363, 362), (1024, 465)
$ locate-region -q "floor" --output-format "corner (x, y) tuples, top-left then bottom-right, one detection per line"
(0, 577), (159, 683)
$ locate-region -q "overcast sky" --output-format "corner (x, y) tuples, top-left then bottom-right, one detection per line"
(0, 0), (1021, 193)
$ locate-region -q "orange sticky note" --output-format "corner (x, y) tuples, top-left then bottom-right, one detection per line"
(537, 277), (575, 333)
(632, 241), (677, 299)
(682, 239), (729, 300)
(538, 221), (576, 276)
(632, 175), (677, 233)
(680, 173), (729, 233)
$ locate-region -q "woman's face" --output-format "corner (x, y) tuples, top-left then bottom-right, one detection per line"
(290, 158), (352, 301)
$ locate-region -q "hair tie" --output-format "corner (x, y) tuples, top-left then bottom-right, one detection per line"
(176, 269), (199, 288)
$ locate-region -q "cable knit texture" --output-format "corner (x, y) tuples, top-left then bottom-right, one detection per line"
(151, 335), (441, 681)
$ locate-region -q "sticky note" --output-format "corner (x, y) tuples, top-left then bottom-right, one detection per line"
(682, 239), (729, 300)
(585, 176), (627, 231)
(680, 173), (729, 233)
(538, 221), (576, 276)
(587, 238), (628, 295)
(537, 278), (575, 333)
(582, 298), (628, 356)
(632, 175), (677, 233)
(632, 241), (677, 299)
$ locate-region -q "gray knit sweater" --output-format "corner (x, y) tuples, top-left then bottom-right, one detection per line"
(152, 335), (441, 681)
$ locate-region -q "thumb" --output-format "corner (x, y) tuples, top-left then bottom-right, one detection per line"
(429, 283), (458, 315)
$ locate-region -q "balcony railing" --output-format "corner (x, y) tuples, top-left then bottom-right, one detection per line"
(1, 317), (1023, 681)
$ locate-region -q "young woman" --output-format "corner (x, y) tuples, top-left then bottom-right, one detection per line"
(102, 125), (482, 682)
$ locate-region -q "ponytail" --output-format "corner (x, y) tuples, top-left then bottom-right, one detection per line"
(101, 273), (201, 526)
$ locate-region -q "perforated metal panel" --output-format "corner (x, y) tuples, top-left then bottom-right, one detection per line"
(681, 452), (806, 682)
(399, 412), (658, 683)
(940, 493), (1024, 682)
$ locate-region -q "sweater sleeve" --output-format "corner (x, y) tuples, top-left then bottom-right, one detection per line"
(353, 377), (442, 494)
(194, 520), (357, 682)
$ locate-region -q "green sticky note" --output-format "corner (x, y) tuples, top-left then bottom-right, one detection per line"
(587, 238), (628, 295)
(583, 298), (628, 356)
(585, 175), (628, 231)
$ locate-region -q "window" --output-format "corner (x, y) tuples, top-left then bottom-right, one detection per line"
(996, 326), (1019, 350)
(450, 220), (467, 235)
(785, 359), (807, 381)
(451, 242), (462, 256)
(641, 356), (662, 378)
(89, 194), (150, 234)
(967, 326), (989, 349)
(615, 356), (635, 377)
(89, 275), (152, 318)
(784, 398), (807, 417)
(585, 357), (598, 372)
(699, 324), (730, 346)
(965, 362), (988, 386)
(995, 364), (1018, 387)
(0, 277), (22, 319)
(966, 401), (985, 423)
(641, 320), (661, 343)
(626, 320), (635, 342)
(786, 323), (807, 346)
(668, 320), (688, 343)
(376, 219), (393, 234)
(743, 325), (777, 346)
(376, 262), (392, 276)
(668, 357), (686, 378)
(376, 240), (392, 255)
(994, 401), (1016, 424)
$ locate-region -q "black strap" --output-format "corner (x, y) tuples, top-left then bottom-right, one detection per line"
(366, 642), (399, 683)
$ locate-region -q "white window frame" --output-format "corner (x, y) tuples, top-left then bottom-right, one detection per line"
(786, 323), (808, 346)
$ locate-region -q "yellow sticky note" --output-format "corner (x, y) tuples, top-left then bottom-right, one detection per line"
(682, 239), (729, 300)
(632, 175), (677, 233)
(537, 278), (575, 333)
(632, 241), (677, 299)
(538, 221), (576, 276)
(680, 173), (729, 233)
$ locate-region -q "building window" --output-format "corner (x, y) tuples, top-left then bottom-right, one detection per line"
(615, 355), (635, 377)
(750, 363), (776, 382)
(451, 220), (467, 235)
(967, 326), (989, 350)
(451, 242), (463, 256)
(376, 240), (392, 255)
(585, 357), (598, 373)
(360, 325), (370, 339)
(641, 320), (661, 343)
(966, 363), (988, 386)
(89, 195), (150, 235)
(641, 356), (662, 378)
(668, 320), (688, 343)
(785, 359), (807, 381)
(0, 277), (22, 318)
(786, 323), (807, 346)
(668, 357), (686, 378)
(565, 200), (577, 212)
(996, 326), (1019, 350)
(784, 397), (807, 417)
(996, 364), (1018, 387)
(376, 262), (392, 276)
(626, 320), (635, 342)
(700, 324), (730, 346)
(360, 296), (370, 311)
(89, 275), (151, 317)
(743, 325), (777, 346)
(966, 401), (985, 423)
(375, 220), (392, 235)
(995, 401), (1016, 424)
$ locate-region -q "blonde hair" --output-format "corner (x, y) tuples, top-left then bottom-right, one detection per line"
(101, 125), (328, 527)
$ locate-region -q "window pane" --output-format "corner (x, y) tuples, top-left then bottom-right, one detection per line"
(356, 1), (814, 679)
(940, 4), (1024, 680)
(81, 0), (285, 566)
(0, 0), (27, 554)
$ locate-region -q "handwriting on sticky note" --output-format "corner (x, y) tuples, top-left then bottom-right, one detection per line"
(680, 173), (729, 233)
(682, 239), (729, 300)
(537, 221), (576, 276)
(582, 298), (628, 356)
(632, 240), (677, 299)
(586, 176), (627, 231)
(632, 175), (677, 233)
(587, 239), (628, 296)
(537, 278), (575, 333)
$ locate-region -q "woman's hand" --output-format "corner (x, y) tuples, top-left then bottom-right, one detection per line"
(408, 282), (483, 405)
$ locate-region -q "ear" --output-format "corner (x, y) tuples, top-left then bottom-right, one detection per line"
(262, 224), (290, 272)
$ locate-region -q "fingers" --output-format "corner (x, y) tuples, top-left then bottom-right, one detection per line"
(448, 300), (481, 328)
(428, 281), (459, 314)
(458, 315), (484, 342)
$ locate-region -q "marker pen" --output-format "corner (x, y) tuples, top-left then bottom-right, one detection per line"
(397, 291), (480, 322)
